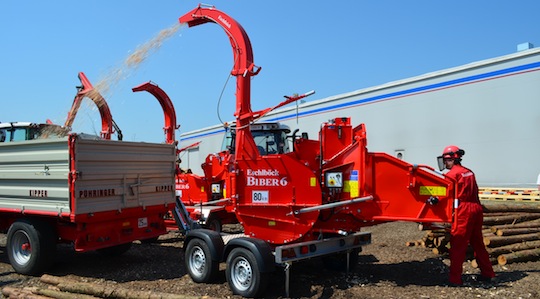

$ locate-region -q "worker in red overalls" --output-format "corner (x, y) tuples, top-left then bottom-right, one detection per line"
(438, 145), (496, 285)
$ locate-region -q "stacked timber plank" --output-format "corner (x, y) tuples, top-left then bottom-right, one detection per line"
(408, 199), (540, 267)
(478, 187), (540, 202)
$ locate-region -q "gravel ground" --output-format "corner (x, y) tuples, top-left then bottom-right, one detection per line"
(1, 221), (540, 298)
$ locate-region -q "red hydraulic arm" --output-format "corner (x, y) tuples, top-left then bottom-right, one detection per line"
(132, 81), (179, 145)
(253, 90), (315, 120)
(64, 72), (114, 139)
(179, 4), (261, 160)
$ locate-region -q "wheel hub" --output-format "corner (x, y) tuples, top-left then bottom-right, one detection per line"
(12, 231), (32, 265)
(233, 258), (252, 289)
(191, 247), (206, 274)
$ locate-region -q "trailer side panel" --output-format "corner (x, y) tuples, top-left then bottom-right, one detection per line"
(72, 136), (176, 216)
(0, 137), (70, 215)
(0, 135), (177, 218)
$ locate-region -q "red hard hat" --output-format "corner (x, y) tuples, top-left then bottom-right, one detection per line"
(442, 145), (464, 159)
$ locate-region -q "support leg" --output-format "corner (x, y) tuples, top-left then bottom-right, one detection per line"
(284, 262), (291, 298)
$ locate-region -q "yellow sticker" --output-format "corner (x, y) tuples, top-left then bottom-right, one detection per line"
(419, 186), (447, 196)
(349, 181), (359, 198)
(343, 181), (359, 197)
(310, 177), (317, 187)
(268, 221), (276, 226)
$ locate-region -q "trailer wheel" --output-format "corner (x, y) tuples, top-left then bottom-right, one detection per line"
(226, 247), (269, 298)
(185, 238), (219, 283)
(6, 219), (56, 275)
(206, 216), (222, 233)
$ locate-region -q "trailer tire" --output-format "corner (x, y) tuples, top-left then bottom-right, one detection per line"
(206, 216), (222, 233)
(226, 247), (269, 298)
(6, 219), (56, 275)
(185, 238), (219, 283)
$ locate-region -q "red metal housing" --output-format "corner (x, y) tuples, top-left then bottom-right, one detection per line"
(179, 5), (455, 245)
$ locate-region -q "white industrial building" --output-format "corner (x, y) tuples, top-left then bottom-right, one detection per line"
(179, 47), (540, 188)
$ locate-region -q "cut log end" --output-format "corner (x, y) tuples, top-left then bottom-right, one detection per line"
(498, 255), (507, 265)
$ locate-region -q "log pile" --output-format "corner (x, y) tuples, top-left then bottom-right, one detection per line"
(1, 274), (202, 299)
(480, 200), (540, 266)
(408, 200), (540, 267)
(407, 223), (451, 255)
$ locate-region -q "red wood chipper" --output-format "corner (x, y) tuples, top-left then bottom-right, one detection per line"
(174, 4), (455, 297)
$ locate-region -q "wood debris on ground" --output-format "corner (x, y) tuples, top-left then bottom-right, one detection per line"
(1, 274), (206, 299)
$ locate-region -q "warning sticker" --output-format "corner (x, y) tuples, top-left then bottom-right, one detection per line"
(419, 186), (447, 196)
(349, 181), (359, 198)
(346, 170), (360, 197)
(350, 170), (359, 181)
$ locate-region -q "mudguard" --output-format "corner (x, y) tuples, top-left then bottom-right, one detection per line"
(224, 237), (275, 273)
(184, 229), (225, 262)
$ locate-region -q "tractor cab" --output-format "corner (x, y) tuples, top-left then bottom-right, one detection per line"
(222, 122), (292, 155)
(0, 122), (67, 143)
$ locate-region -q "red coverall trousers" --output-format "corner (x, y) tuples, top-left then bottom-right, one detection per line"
(450, 201), (495, 284)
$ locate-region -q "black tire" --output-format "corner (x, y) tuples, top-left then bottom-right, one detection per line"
(226, 247), (269, 298)
(6, 219), (56, 275)
(185, 238), (219, 283)
(206, 216), (222, 233)
(322, 248), (360, 271)
(97, 242), (132, 256)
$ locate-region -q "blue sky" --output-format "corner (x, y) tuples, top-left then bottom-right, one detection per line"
(1, 1), (538, 142)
